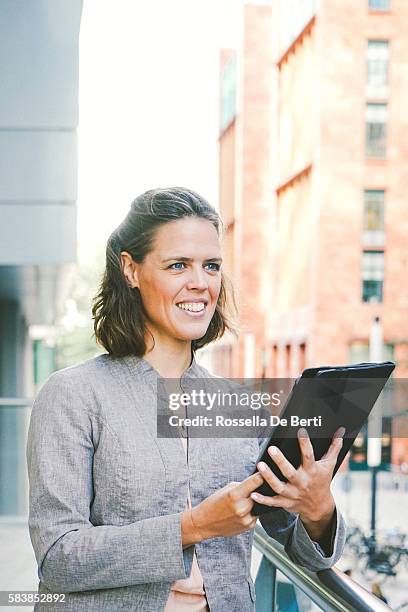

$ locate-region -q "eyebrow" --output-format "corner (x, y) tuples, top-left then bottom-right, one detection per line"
(162, 256), (223, 263)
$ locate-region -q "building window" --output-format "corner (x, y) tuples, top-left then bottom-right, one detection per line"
(366, 103), (387, 158)
(369, 0), (390, 10)
(363, 190), (385, 246)
(349, 340), (394, 364)
(362, 250), (384, 302)
(367, 40), (389, 98)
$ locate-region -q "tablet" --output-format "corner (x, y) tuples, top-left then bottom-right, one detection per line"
(251, 361), (395, 516)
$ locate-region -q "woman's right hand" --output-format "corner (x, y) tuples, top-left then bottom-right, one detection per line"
(181, 472), (264, 546)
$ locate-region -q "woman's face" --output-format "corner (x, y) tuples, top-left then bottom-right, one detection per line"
(122, 217), (222, 349)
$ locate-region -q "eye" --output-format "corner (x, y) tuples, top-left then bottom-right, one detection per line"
(204, 262), (221, 272)
(168, 262), (186, 270)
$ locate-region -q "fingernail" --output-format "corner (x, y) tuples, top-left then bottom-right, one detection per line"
(298, 427), (308, 437)
(257, 462), (267, 472)
(251, 492), (261, 501)
(269, 446), (278, 456)
(337, 427), (346, 438)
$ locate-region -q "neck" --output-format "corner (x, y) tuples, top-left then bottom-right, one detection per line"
(143, 337), (193, 378)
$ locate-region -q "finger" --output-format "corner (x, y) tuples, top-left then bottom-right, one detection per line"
(297, 428), (315, 468)
(257, 462), (302, 500)
(250, 492), (292, 510)
(267, 446), (299, 483)
(237, 497), (257, 517)
(322, 427), (345, 462)
(242, 515), (258, 531)
(236, 471), (264, 496)
(257, 461), (286, 495)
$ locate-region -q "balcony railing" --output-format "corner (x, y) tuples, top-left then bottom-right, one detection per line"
(253, 523), (392, 611)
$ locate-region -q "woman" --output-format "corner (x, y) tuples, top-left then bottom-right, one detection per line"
(27, 187), (346, 611)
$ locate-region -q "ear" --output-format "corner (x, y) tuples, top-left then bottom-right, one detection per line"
(120, 251), (140, 289)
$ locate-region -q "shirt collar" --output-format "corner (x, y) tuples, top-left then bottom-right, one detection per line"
(119, 351), (203, 380)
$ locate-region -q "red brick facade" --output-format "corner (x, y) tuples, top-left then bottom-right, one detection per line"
(207, 2), (408, 464)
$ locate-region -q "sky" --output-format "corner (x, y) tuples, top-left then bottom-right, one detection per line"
(78, 0), (245, 260)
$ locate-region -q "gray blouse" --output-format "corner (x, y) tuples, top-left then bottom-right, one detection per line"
(26, 353), (346, 612)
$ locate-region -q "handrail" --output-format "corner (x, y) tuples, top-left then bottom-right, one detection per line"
(254, 523), (392, 611)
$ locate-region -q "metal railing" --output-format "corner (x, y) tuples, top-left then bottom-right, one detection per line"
(253, 523), (392, 611)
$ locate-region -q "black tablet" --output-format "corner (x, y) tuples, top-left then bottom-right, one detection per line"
(251, 361), (395, 516)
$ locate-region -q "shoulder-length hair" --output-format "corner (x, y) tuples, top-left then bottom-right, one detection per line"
(92, 186), (237, 357)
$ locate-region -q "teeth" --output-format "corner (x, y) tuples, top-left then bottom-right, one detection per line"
(177, 302), (205, 312)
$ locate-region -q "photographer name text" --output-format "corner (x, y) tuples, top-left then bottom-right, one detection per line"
(168, 415), (322, 428)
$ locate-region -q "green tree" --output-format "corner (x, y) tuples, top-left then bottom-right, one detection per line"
(55, 241), (106, 369)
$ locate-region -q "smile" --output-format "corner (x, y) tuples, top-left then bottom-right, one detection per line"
(176, 302), (207, 315)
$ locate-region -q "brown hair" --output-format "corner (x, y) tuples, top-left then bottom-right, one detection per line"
(92, 186), (237, 357)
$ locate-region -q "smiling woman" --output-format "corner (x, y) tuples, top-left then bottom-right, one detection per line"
(26, 187), (347, 612)
(91, 188), (235, 367)
(119, 216), (223, 358)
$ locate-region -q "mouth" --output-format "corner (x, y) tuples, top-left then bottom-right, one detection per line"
(175, 301), (208, 317)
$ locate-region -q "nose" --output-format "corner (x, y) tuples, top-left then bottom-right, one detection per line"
(186, 265), (209, 291)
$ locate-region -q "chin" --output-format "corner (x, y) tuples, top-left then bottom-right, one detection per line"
(175, 325), (210, 342)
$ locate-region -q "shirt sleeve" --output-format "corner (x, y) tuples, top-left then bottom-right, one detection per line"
(259, 505), (346, 572)
(26, 371), (194, 593)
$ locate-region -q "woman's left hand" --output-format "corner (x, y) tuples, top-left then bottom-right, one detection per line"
(251, 427), (345, 542)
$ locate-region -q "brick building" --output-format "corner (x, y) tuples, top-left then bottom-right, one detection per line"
(207, 0), (408, 464)
(213, 2), (274, 379)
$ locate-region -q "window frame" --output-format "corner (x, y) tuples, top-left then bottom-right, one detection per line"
(365, 103), (387, 159)
(361, 249), (385, 303)
(366, 39), (389, 98)
(363, 189), (385, 246)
